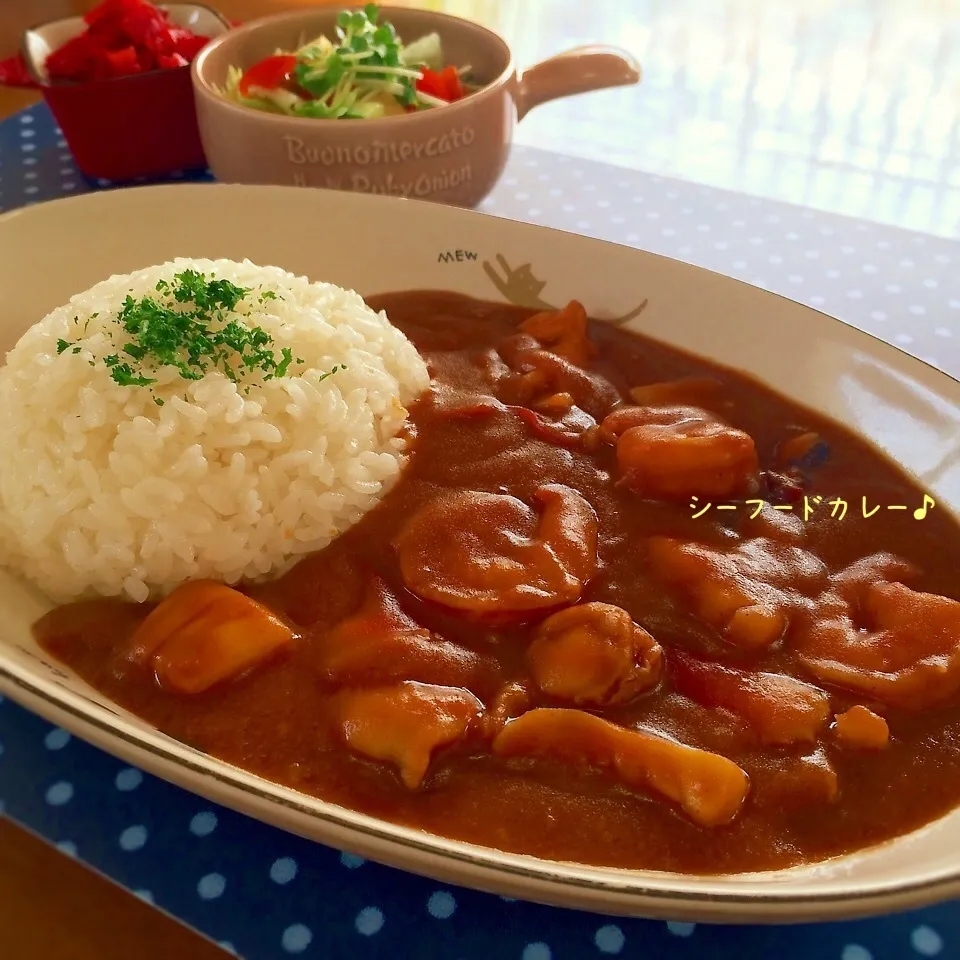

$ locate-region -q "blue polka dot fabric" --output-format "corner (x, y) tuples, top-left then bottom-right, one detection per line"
(1, 104), (959, 960)
(2, 700), (957, 960)
(0, 102), (213, 211)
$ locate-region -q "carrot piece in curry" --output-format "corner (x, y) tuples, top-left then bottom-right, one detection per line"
(127, 580), (295, 694)
(833, 705), (890, 750)
(336, 682), (483, 789)
(527, 602), (663, 707)
(315, 578), (498, 691)
(532, 391), (575, 414)
(395, 484), (598, 617)
(519, 300), (594, 367)
(495, 331), (619, 418)
(670, 652), (830, 745)
(492, 708), (749, 828)
(627, 376), (723, 409)
(599, 404), (760, 500)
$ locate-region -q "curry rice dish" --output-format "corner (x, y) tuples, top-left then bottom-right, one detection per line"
(3, 262), (958, 875)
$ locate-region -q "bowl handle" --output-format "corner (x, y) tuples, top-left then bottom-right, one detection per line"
(514, 45), (641, 121)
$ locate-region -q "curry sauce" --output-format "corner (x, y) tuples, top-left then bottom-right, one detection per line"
(35, 291), (960, 874)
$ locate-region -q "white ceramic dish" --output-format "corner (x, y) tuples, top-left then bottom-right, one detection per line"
(0, 184), (958, 924)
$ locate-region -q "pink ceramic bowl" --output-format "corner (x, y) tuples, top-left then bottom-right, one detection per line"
(191, 6), (641, 207)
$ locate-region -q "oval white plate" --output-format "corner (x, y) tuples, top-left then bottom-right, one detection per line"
(0, 184), (958, 924)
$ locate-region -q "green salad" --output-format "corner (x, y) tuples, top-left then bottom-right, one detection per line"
(222, 4), (476, 120)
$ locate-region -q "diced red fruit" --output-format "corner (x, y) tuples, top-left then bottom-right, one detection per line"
(105, 46), (140, 77)
(84, 0), (152, 27)
(157, 52), (188, 70)
(0, 53), (35, 87)
(46, 33), (98, 80)
(43, 0), (208, 83)
(117, 5), (170, 48)
(86, 19), (126, 50)
(173, 33), (209, 60)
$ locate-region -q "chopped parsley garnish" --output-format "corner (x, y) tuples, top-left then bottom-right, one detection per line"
(318, 364), (348, 382)
(54, 270), (344, 399)
(110, 362), (156, 387)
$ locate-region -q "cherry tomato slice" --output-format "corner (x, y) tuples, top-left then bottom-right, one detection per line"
(416, 66), (465, 104)
(415, 67), (448, 102)
(438, 65), (464, 101)
(239, 54), (298, 96)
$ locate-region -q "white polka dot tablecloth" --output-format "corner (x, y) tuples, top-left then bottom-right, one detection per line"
(1, 104), (959, 960)
(475, 156), (959, 376)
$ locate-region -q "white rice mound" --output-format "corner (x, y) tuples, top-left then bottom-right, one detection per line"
(0, 258), (429, 604)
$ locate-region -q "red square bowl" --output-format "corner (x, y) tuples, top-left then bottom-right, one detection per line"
(22, 3), (230, 182)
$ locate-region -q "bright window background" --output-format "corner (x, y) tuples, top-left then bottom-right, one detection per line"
(430, 0), (960, 238)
